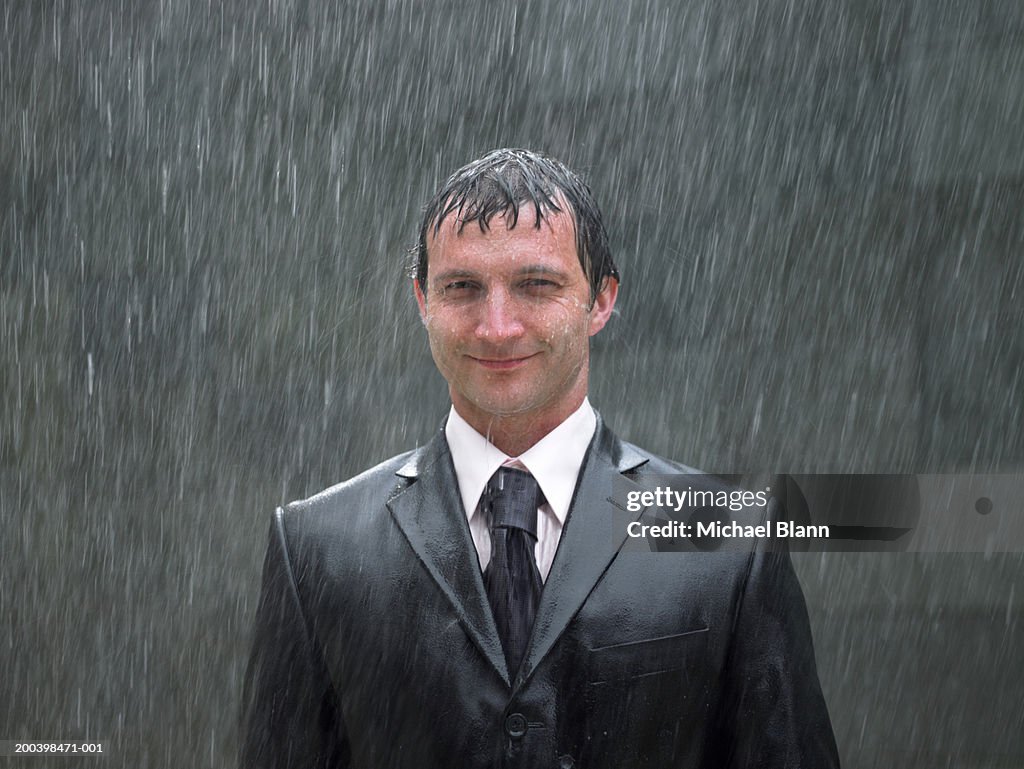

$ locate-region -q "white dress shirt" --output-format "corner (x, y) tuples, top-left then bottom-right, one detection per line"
(445, 399), (597, 582)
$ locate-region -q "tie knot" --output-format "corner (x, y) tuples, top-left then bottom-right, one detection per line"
(483, 467), (544, 537)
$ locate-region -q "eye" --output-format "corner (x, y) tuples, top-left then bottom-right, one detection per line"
(520, 278), (559, 294)
(440, 280), (479, 297)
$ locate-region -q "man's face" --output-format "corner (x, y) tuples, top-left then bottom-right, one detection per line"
(415, 207), (618, 433)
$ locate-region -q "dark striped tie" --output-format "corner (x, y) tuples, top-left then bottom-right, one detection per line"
(482, 467), (544, 677)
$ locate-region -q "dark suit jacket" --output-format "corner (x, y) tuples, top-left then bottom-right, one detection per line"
(241, 417), (839, 768)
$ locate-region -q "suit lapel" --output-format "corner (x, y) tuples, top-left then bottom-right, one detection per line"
(385, 418), (652, 691)
(518, 419), (648, 689)
(386, 429), (511, 685)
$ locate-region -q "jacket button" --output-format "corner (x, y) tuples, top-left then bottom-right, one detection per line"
(559, 755), (575, 769)
(504, 713), (528, 738)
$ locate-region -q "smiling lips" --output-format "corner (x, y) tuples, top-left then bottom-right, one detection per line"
(468, 353), (539, 370)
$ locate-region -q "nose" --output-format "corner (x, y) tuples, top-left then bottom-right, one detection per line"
(475, 287), (524, 344)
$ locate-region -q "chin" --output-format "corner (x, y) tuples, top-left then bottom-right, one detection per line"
(471, 401), (531, 419)
(462, 392), (540, 419)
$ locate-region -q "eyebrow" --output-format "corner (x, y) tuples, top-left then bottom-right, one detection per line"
(432, 265), (570, 284)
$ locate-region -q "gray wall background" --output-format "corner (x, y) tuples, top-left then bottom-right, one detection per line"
(2, 1), (1022, 766)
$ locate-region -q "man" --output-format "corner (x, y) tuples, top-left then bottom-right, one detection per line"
(241, 149), (840, 768)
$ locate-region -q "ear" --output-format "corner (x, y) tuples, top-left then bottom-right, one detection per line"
(588, 276), (619, 337)
(413, 278), (428, 324)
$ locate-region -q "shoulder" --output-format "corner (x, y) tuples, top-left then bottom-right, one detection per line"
(288, 449), (415, 511)
(275, 448), (419, 542)
(616, 435), (732, 495)
(590, 415), (744, 497)
(620, 438), (701, 477)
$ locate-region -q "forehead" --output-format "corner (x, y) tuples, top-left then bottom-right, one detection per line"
(427, 204), (579, 269)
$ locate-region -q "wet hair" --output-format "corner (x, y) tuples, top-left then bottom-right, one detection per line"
(413, 148), (619, 303)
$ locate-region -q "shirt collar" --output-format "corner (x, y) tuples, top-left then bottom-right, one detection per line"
(445, 399), (597, 525)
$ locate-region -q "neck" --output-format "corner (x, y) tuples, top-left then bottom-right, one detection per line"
(453, 396), (586, 457)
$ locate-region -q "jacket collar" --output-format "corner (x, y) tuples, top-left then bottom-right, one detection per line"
(388, 413), (649, 689)
(395, 412), (647, 479)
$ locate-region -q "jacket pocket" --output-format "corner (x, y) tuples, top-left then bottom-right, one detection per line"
(586, 627), (709, 684)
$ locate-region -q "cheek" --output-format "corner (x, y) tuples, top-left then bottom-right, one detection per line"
(425, 316), (466, 355)
(542, 310), (590, 346)
(423, 312), (449, 336)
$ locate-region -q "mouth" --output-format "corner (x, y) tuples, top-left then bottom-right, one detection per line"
(468, 353), (538, 370)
